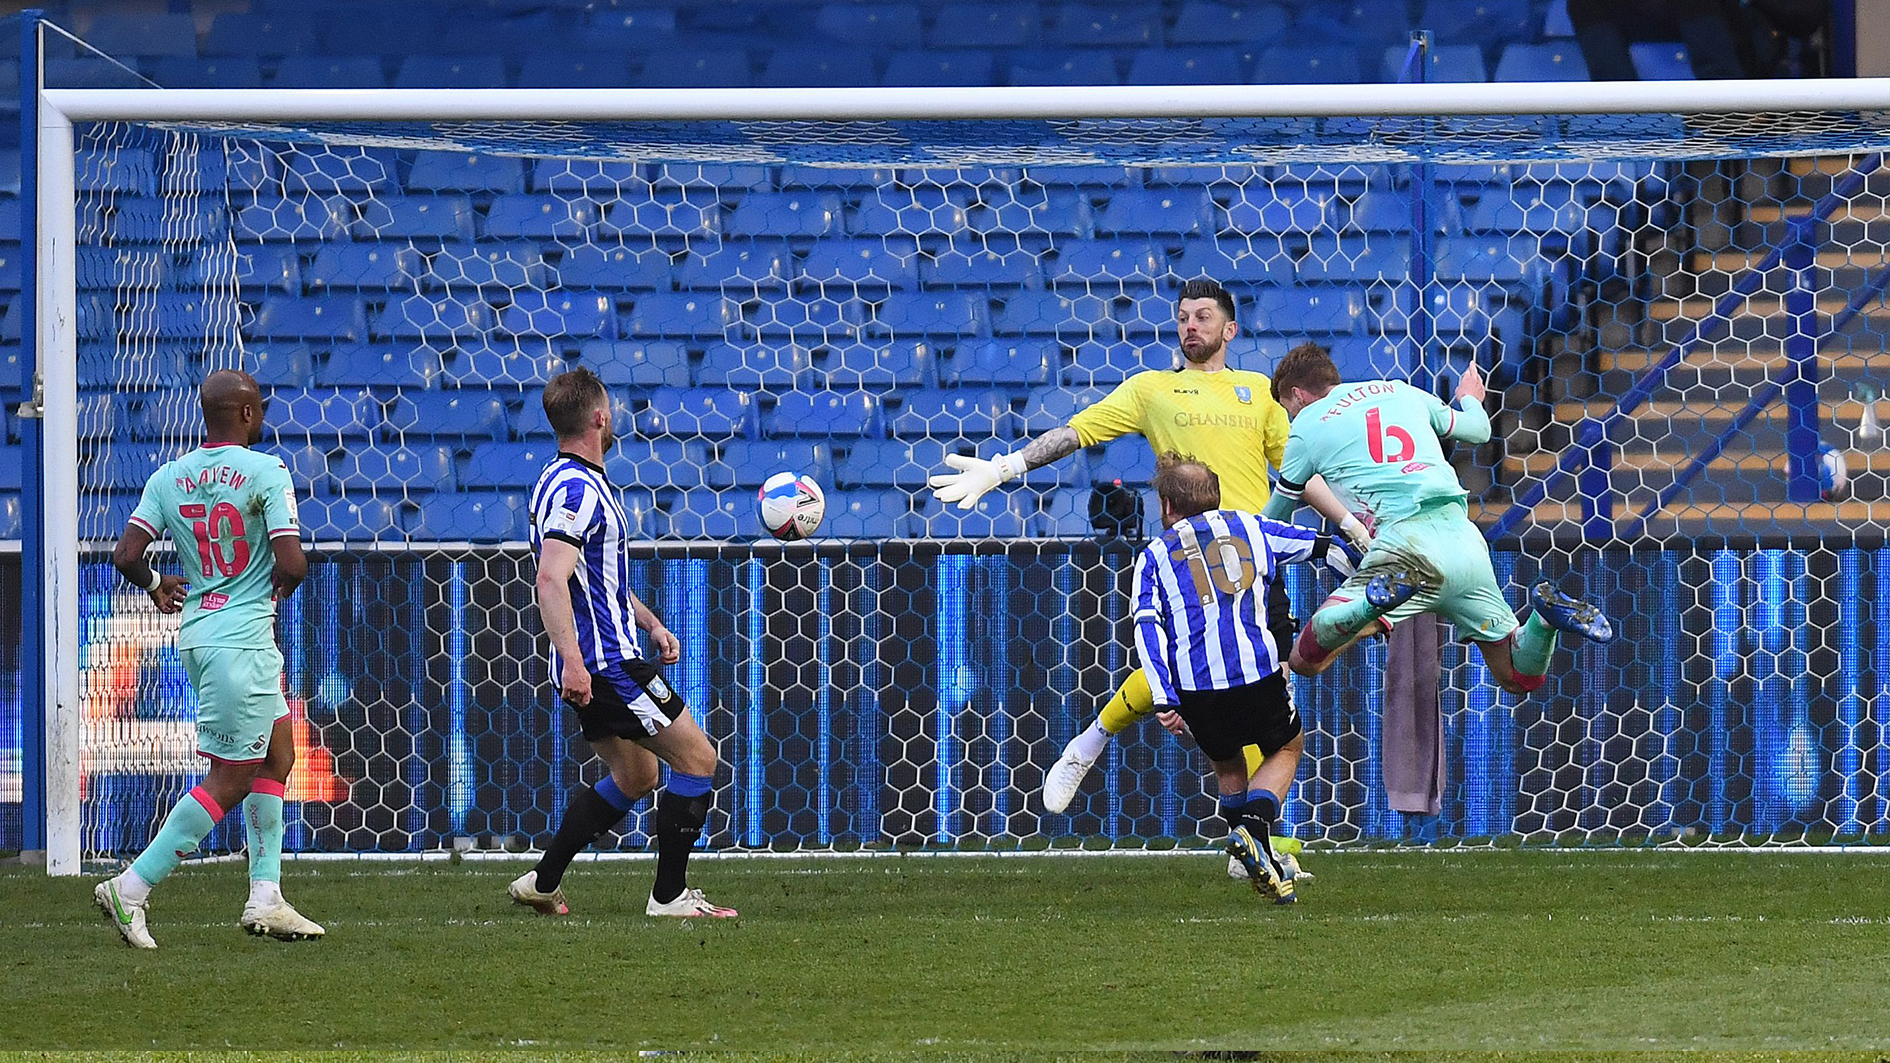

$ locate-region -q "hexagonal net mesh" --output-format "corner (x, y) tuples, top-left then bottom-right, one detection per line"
(63, 112), (1890, 859)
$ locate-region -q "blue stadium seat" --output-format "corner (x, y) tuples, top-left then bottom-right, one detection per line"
(151, 56), (264, 88)
(306, 244), (424, 291)
(531, 159), (646, 193)
(636, 387), (754, 437)
(943, 339), (1056, 386)
(0, 446), (20, 490)
(850, 197), (971, 238)
(300, 495), (406, 541)
(1169, 1), (1289, 45)
(372, 294), (493, 340)
(84, 13), (197, 57)
(1048, 241), (1165, 286)
(1333, 189), (1424, 233)
(635, 49), (753, 88)
(822, 489), (908, 538)
(45, 58), (146, 89)
(815, 2), (924, 46)
(598, 198), (721, 243)
(1125, 48), (1243, 85)
(991, 291), (1114, 340)
(624, 292), (733, 338)
(499, 291), (617, 338)
(517, 393), (636, 440)
(766, 390), (881, 437)
(676, 242), (791, 291)
(234, 197), (351, 242)
(268, 388), (382, 440)
(1418, 0), (1535, 44)
(1099, 188), (1212, 236)
(928, 3), (1037, 48)
(697, 343), (808, 388)
(385, 391), (508, 440)
(739, 297), (865, 341)
(1113, 293), (1182, 340)
(77, 393), (125, 440)
(557, 245), (673, 291)
(279, 443), (333, 493)
(77, 150), (157, 195)
(1170, 239), (1295, 285)
(881, 49), (996, 86)
(580, 340), (693, 388)
(783, 167), (899, 191)
(516, 53), (632, 88)
(394, 55), (508, 89)
(1435, 236), (1531, 282)
(649, 164), (772, 193)
(482, 195), (597, 239)
(271, 55), (388, 89)
(221, 146), (274, 194)
(1034, 489), (1094, 537)
(660, 490), (748, 539)
(900, 491), (1029, 538)
(412, 492), (527, 541)
(254, 296), (368, 341)
(426, 243), (552, 290)
(1090, 437), (1157, 487)
(1462, 186), (1599, 234)
(332, 444), (457, 492)
(758, 47), (872, 88)
(356, 196), (476, 241)
(408, 151), (526, 193)
(1631, 42), (1695, 80)
(96, 446), (176, 490)
(816, 341), (933, 389)
(871, 292), (990, 338)
(1494, 42), (1589, 82)
(835, 437), (964, 488)
(888, 388), (1011, 438)
(1064, 341), (1173, 385)
(321, 345), (442, 389)
(1299, 236), (1412, 282)
(609, 438), (714, 491)
(285, 148), (398, 194)
(1016, 385), (1108, 432)
(204, 12), (315, 57)
(1381, 43), (1487, 83)
(1324, 0), (1417, 45)
(247, 344), (314, 388)
(1242, 286), (1366, 334)
(1252, 45), (1361, 84)
(1221, 185), (1332, 235)
(727, 192), (843, 238)
(798, 239), (922, 291)
(443, 346), (566, 389)
(1051, 3), (1157, 45)
(719, 439), (836, 488)
(77, 493), (138, 541)
(1008, 50), (1121, 87)
(462, 441), (563, 488)
(78, 247), (165, 291)
(923, 246), (1041, 288)
(1328, 334), (1415, 379)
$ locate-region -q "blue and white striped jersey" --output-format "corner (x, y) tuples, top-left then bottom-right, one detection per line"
(1132, 508), (1320, 705)
(530, 452), (642, 675)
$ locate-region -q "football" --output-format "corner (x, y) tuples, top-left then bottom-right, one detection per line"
(757, 471), (826, 541)
(1819, 442), (1851, 501)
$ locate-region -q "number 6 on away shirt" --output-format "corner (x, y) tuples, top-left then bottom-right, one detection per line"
(127, 443), (301, 652)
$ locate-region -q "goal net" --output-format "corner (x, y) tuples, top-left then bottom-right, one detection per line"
(33, 81), (1890, 868)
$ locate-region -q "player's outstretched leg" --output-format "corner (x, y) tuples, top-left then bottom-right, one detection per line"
(1481, 582), (1616, 695)
(240, 716), (324, 941)
(514, 747), (656, 915)
(1043, 670), (1155, 814)
(1529, 582), (1616, 644)
(1290, 569), (1424, 677)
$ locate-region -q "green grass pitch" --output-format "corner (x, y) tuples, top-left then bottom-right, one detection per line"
(3, 851), (1889, 1059)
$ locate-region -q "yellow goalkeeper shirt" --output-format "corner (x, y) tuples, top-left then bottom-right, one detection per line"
(1067, 367), (1290, 513)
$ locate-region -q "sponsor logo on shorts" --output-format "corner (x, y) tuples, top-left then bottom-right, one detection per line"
(201, 591), (230, 611)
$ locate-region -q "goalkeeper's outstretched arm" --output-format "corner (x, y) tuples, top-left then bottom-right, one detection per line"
(928, 427), (1081, 511)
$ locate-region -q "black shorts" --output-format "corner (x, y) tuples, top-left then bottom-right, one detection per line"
(1266, 576), (1298, 651)
(568, 658), (688, 741)
(1173, 671), (1302, 763)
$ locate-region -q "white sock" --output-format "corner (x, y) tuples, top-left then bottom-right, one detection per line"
(114, 868), (152, 905)
(1068, 720), (1110, 763)
(247, 879), (283, 910)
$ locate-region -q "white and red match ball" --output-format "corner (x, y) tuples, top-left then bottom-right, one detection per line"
(757, 471), (825, 541)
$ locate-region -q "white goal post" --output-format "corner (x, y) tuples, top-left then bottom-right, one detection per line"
(33, 78), (1890, 875)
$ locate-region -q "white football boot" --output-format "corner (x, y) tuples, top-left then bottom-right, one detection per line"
(646, 888), (738, 919)
(508, 869), (570, 916)
(1229, 848), (1313, 884)
(94, 877), (156, 950)
(241, 899), (326, 940)
(1041, 735), (1100, 814)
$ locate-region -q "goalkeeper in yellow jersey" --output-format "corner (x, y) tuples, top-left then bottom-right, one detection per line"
(928, 278), (1368, 816)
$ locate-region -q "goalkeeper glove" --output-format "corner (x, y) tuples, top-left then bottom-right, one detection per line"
(928, 451), (1026, 510)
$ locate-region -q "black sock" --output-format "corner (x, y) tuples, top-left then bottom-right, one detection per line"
(534, 785), (628, 892)
(652, 789), (710, 904)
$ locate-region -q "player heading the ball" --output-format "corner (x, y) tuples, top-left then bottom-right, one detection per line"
(1261, 345), (1616, 689)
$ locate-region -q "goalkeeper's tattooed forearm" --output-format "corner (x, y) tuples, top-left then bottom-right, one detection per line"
(1019, 427), (1082, 471)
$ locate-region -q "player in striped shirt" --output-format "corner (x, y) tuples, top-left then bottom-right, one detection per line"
(1134, 454), (1356, 904)
(507, 368), (736, 920)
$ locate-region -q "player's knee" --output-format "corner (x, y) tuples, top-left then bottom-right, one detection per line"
(617, 761), (660, 800)
(1288, 650), (1328, 677)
